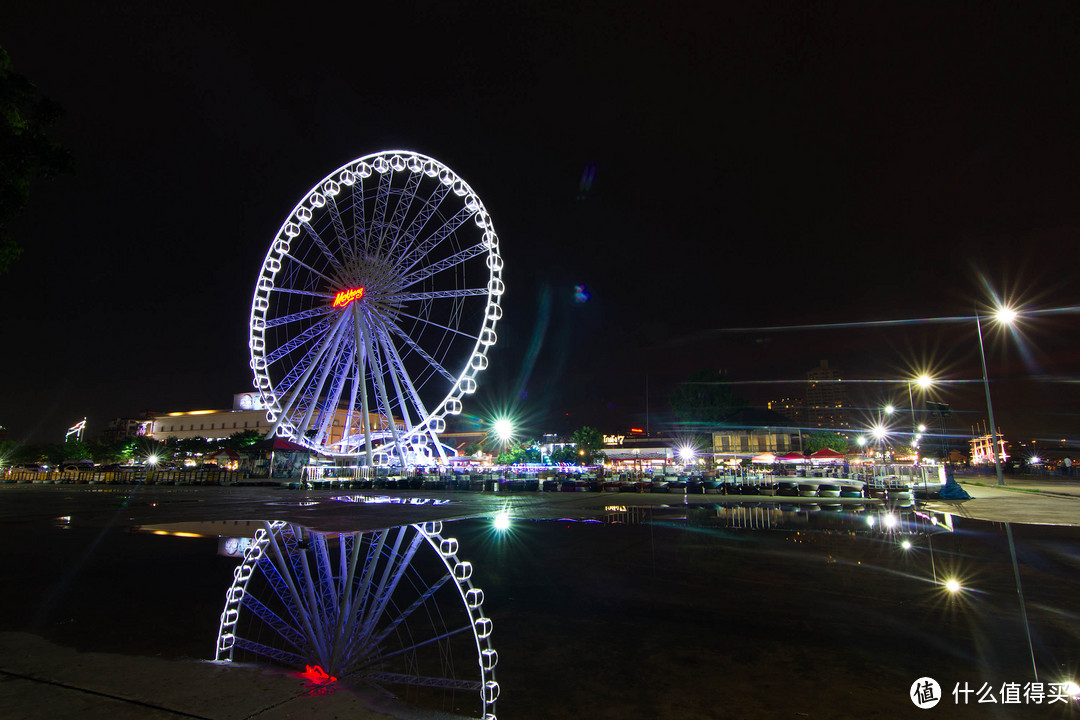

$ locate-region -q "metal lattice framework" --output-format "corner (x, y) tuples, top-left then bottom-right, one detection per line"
(250, 151), (504, 464)
(215, 520), (498, 719)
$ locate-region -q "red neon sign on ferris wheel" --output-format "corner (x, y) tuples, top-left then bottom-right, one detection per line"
(332, 287), (365, 308)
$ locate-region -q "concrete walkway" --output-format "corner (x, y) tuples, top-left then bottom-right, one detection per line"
(0, 633), (462, 720)
(922, 474), (1080, 526)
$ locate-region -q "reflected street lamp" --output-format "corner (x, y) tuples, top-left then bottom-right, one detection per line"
(975, 305), (1017, 487)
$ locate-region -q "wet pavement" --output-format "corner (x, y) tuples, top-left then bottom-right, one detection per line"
(1, 483), (1079, 719)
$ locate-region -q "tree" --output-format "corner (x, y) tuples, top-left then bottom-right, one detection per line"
(0, 46), (71, 274)
(571, 426), (606, 465)
(669, 369), (749, 425)
(496, 443), (541, 466)
(803, 431), (848, 454)
(224, 429), (262, 450)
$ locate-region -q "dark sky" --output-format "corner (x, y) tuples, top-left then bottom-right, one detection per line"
(2, 2), (1079, 448)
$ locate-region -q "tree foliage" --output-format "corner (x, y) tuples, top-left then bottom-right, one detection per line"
(803, 431), (849, 453)
(669, 369), (749, 425)
(571, 426), (606, 465)
(0, 46), (72, 274)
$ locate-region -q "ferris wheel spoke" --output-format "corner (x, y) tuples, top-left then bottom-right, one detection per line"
(383, 170), (423, 260)
(395, 180), (450, 260)
(368, 313), (437, 423)
(233, 637), (307, 667)
(373, 328), (417, 433)
(373, 624), (473, 664)
(350, 172), (369, 257)
(394, 288), (490, 302)
(355, 528), (423, 647)
(269, 286), (336, 300)
(399, 241), (489, 289)
(378, 313), (458, 385)
(393, 306), (480, 342)
(324, 193), (352, 261)
(313, 345), (354, 447)
(263, 527), (331, 666)
(265, 305), (336, 329)
(370, 168), (393, 258)
(353, 671), (481, 692)
(240, 592), (307, 651)
(368, 572), (453, 649)
(270, 312), (350, 439)
(361, 315), (405, 455)
(280, 249), (339, 287)
(265, 315), (335, 367)
(352, 305), (375, 464)
(294, 327), (349, 442)
(400, 204), (475, 275)
(301, 221), (344, 275)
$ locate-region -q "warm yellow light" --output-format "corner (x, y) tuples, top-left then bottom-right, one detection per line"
(915, 374), (933, 389)
(945, 579), (962, 593)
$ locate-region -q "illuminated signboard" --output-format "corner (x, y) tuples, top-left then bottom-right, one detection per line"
(332, 287), (365, 308)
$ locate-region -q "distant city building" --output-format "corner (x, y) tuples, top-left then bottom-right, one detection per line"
(805, 360), (850, 430)
(710, 408), (801, 461)
(148, 394), (401, 446)
(102, 413), (156, 442)
(766, 396), (804, 424)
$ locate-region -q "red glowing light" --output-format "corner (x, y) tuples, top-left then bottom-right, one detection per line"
(300, 664), (338, 684)
(332, 287), (365, 308)
(629, 428), (644, 433)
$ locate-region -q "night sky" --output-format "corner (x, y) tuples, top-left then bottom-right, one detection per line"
(2, 2), (1079, 448)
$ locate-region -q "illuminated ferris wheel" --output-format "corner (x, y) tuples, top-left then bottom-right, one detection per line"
(249, 151), (504, 464)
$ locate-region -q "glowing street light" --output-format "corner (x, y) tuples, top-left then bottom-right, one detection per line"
(678, 446), (695, 463)
(976, 304), (1018, 486)
(493, 418), (514, 444)
(944, 578), (962, 593)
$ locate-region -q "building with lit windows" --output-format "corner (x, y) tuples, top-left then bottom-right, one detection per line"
(805, 359), (851, 430)
(149, 392), (401, 447)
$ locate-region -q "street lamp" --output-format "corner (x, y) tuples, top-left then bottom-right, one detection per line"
(906, 374), (934, 465)
(975, 305), (1017, 486)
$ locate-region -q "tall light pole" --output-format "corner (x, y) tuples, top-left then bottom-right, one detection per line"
(975, 306), (1016, 487)
(908, 374), (933, 465)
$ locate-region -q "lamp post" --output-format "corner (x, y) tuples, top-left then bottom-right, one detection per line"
(907, 374), (933, 465)
(975, 306), (1016, 487)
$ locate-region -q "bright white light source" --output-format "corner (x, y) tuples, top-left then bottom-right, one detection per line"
(900, 539), (912, 550)
(916, 374), (934, 389)
(945, 579), (962, 593)
(856, 436), (866, 447)
(679, 447), (695, 462)
(918, 424), (927, 432)
(872, 425), (887, 441)
(884, 404), (895, 415)
(493, 512), (511, 531)
(493, 418), (514, 442)
(148, 454), (159, 465)
(995, 306), (1018, 325)
(1062, 681), (1080, 698)
(884, 513), (898, 529)
(866, 516), (876, 528)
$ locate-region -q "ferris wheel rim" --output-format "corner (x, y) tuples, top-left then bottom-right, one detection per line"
(248, 150), (503, 461)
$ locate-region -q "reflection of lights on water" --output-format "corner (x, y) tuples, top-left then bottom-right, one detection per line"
(945, 579), (962, 593)
(884, 514), (898, 529)
(866, 516), (876, 527)
(900, 539), (912, 550)
(493, 512), (511, 532)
